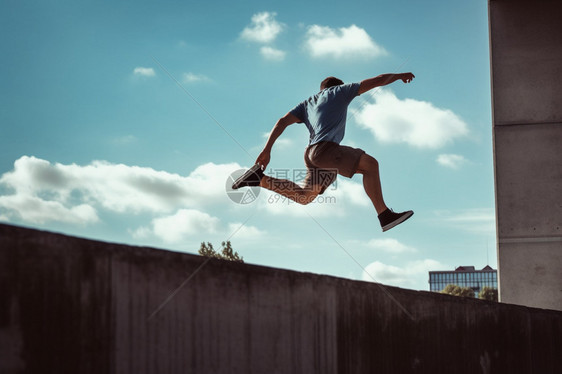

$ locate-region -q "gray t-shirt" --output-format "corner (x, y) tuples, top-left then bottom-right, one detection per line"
(290, 82), (360, 146)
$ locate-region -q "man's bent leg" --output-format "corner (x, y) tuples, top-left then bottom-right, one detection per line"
(356, 154), (388, 214)
(260, 176), (321, 205)
(356, 153), (414, 231)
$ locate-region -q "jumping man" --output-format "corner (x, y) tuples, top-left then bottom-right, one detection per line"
(232, 73), (415, 232)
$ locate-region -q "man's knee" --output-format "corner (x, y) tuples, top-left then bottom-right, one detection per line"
(297, 189), (320, 205)
(357, 154), (379, 174)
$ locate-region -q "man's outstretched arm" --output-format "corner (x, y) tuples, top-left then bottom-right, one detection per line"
(255, 112), (300, 169)
(358, 72), (415, 95)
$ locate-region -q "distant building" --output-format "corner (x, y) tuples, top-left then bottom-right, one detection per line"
(429, 266), (497, 298)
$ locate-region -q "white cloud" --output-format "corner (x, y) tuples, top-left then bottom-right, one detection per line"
(130, 225), (153, 240)
(331, 178), (371, 207)
(0, 156), (275, 244)
(437, 154), (468, 169)
(304, 24), (387, 59)
(132, 214), (266, 245)
(0, 194), (98, 225)
(0, 156), (241, 224)
(260, 46), (286, 61)
(133, 67), (155, 77)
(446, 209), (494, 224)
(151, 209), (220, 243)
(435, 208), (495, 235)
(227, 222), (267, 240)
(182, 72), (211, 84)
(240, 12), (284, 44)
(367, 238), (417, 254)
(362, 259), (445, 289)
(354, 89), (469, 149)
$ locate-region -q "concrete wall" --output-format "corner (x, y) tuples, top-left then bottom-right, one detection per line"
(489, 0), (562, 310)
(1, 223), (562, 373)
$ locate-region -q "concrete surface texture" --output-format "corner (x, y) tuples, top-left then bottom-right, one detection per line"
(489, 0), (562, 310)
(1, 223), (562, 373)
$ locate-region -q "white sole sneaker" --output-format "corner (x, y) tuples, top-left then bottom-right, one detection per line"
(231, 164), (263, 190)
(381, 210), (414, 232)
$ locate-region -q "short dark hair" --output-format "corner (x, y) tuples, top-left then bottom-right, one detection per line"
(320, 76), (344, 90)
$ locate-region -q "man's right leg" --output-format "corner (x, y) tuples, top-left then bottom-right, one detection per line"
(256, 143), (334, 205)
(260, 176), (321, 205)
(355, 153), (413, 232)
(355, 154), (388, 214)
(231, 161), (325, 205)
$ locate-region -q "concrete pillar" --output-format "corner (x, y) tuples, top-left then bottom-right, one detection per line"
(489, 0), (562, 310)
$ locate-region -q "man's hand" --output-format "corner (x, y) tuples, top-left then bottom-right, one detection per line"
(400, 72), (415, 83)
(255, 150), (271, 170)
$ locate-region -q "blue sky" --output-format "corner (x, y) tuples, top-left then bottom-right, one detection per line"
(0, 0), (494, 291)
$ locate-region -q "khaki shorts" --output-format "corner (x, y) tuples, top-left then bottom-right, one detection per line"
(303, 141), (365, 194)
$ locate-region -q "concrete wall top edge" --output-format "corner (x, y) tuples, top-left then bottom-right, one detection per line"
(4, 222), (562, 316)
(0, 222), (405, 290)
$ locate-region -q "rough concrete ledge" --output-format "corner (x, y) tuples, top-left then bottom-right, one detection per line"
(1, 223), (561, 374)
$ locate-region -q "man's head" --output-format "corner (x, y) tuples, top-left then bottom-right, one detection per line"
(320, 76), (344, 90)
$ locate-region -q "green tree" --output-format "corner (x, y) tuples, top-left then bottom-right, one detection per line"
(441, 284), (475, 298)
(479, 286), (498, 302)
(198, 241), (244, 263)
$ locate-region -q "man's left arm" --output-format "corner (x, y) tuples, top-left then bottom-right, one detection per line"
(358, 72), (415, 95)
(255, 112), (300, 169)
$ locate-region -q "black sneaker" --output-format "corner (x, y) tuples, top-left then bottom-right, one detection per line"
(231, 164), (264, 189)
(378, 209), (414, 232)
